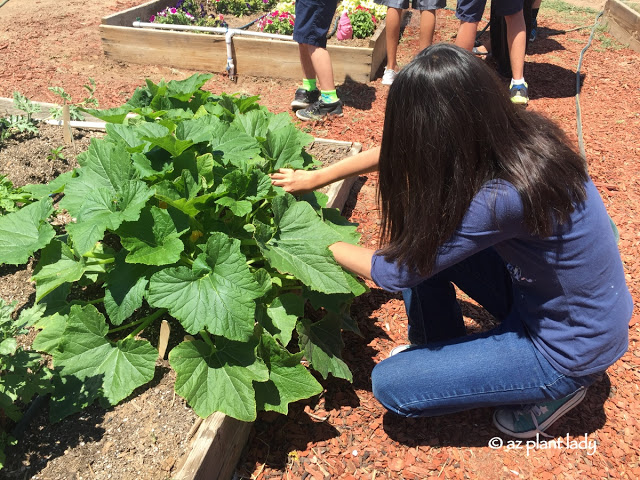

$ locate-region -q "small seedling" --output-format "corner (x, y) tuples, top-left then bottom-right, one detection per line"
(47, 145), (66, 162)
(49, 78), (99, 121)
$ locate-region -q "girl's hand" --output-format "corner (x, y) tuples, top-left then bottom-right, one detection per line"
(270, 168), (319, 195)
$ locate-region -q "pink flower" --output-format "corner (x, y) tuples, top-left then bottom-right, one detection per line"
(170, 7), (177, 13)
(267, 19), (272, 23)
(149, 14), (156, 22)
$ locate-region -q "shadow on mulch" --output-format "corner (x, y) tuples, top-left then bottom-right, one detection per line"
(382, 374), (612, 448)
(338, 76), (378, 111)
(527, 33), (568, 55)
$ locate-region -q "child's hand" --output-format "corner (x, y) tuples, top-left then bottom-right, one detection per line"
(270, 168), (318, 194)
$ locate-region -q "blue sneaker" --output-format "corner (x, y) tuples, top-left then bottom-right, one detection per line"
(493, 387), (587, 439)
(509, 81), (529, 106)
(530, 18), (537, 42)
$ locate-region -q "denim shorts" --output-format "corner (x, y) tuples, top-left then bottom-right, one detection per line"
(457, 0), (523, 23)
(293, 0), (339, 48)
(374, 0), (446, 10)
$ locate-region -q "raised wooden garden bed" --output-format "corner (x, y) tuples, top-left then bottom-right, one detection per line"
(100, 0), (388, 83)
(605, 0), (640, 52)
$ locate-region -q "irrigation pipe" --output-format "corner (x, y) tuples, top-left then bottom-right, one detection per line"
(0, 0), (9, 8)
(133, 21), (295, 79)
(45, 118), (106, 130)
(575, 11), (604, 159)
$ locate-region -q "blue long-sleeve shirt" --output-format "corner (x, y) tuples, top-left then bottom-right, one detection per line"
(371, 179), (633, 376)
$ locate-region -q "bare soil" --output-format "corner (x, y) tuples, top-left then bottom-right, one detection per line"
(0, 0), (639, 479)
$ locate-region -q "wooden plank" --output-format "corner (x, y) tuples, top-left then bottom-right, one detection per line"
(101, 24), (376, 82)
(173, 412), (253, 480)
(605, 0), (640, 53)
(316, 140), (363, 212)
(101, 25), (229, 72)
(102, 0), (173, 26)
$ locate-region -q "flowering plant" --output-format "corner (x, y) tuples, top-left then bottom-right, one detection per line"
(150, 7), (196, 24)
(213, 0), (277, 17)
(339, 0), (386, 20)
(348, 7), (375, 38)
(273, 0), (295, 14)
(258, 10), (295, 35)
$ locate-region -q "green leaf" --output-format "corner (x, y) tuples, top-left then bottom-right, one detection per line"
(0, 198), (55, 265)
(104, 251), (154, 325)
(177, 114), (226, 145)
(255, 334), (322, 414)
(83, 106), (132, 124)
(297, 315), (352, 381)
(32, 313), (68, 353)
(210, 128), (262, 168)
(138, 123), (194, 157)
(215, 197), (252, 217)
(169, 336), (269, 420)
(255, 197), (351, 294)
(32, 239), (86, 302)
(118, 205), (188, 265)
(265, 124), (314, 171)
(262, 293), (303, 347)
(147, 232), (263, 340)
(66, 180), (154, 255)
(0, 338), (17, 355)
(23, 170), (74, 199)
(53, 305), (157, 406)
(165, 73), (213, 101)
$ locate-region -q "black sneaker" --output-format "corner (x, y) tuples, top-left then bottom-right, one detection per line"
(296, 99), (343, 121)
(291, 88), (320, 110)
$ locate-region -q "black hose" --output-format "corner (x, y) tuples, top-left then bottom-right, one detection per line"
(238, 12), (268, 30)
(327, 15), (340, 39)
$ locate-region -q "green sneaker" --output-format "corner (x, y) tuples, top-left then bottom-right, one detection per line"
(493, 387), (587, 439)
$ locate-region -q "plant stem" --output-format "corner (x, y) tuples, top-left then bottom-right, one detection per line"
(108, 316), (148, 334)
(199, 330), (215, 349)
(123, 309), (167, 339)
(180, 253), (194, 266)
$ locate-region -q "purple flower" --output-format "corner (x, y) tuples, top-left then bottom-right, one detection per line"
(149, 14), (156, 22)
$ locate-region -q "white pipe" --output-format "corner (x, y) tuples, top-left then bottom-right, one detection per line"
(226, 30), (235, 81)
(132, 21), (295, 80)
(132, 21), (294, 41)
(45, 119), (106, 130)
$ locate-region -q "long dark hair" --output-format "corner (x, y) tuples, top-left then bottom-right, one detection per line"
(378, 43), (588, 275)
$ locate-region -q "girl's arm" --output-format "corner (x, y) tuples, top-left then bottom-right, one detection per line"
(270, 146), (380, 195)
(329, 242), (375, 280)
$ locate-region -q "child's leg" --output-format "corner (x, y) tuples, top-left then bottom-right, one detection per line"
(372, 315), (601, 418)
(418, 9), (436, 50)
(384, 7), (404, 71)
(454, 0), (486, 50)
(504, 9), (526, 81)
(402, 247), (513, 345)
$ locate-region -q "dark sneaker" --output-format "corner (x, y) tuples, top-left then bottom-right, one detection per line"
(530, 19), (537, 42)
(509, 81), (529, 105)
(291, 88), (320, 110)
(296, 99), (343, 121)
(493, 387), (587, 439)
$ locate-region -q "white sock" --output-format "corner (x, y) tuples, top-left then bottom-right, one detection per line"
(511, 78), (526, 86)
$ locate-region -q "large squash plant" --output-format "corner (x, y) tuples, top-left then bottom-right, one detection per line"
(0, 74), (365, 422)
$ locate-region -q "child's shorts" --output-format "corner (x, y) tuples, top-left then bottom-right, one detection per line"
(293, 0), (339, 48)
(374, 0), (445, 10)
(457, 0), (523, 23)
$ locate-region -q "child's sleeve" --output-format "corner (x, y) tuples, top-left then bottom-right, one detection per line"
(371, 180), (526, 292)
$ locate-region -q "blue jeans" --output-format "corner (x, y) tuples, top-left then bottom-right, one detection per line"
(371, 248), (602, 417)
